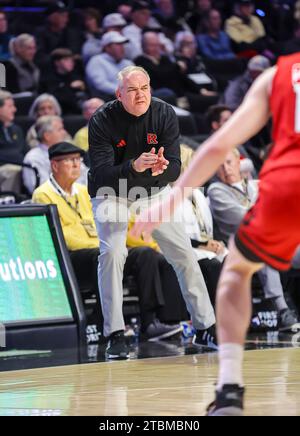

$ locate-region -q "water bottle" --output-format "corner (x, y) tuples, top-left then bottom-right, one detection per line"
(130, 317), (139, 343)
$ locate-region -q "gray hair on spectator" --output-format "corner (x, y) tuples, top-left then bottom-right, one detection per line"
(118, 66), (150, 88)
(174, 30), (196, 52)
(0, 90), (13, 107)
(35, 115), (61, 142)
(9, 33), (35, 55)
(29, 94), (62, 119)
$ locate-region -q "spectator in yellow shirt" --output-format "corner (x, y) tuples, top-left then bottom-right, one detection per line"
(73, 98), (104, 153)
(225, 0), (267, 55)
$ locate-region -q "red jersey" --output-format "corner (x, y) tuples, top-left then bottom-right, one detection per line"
(261, 53), (300, 176)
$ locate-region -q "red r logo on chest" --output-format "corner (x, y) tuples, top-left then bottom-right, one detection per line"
(147, 133), (158, 145)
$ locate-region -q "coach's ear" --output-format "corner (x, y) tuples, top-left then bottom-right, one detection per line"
(116, 87), (121, 101)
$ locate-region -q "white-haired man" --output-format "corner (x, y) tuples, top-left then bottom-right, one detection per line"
(89, 65), (216, 359)
(6, 34), (40, 94)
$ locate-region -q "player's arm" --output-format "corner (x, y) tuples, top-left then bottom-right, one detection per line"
(170, 67), (276, 205)
(131, 67), (276, 237)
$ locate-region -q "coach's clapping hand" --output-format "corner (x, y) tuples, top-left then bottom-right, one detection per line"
(132, 148), (159, 172)
(151, 147), (169, 177)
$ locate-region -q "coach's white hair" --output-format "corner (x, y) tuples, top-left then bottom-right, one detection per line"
(117, 66), (150, 88)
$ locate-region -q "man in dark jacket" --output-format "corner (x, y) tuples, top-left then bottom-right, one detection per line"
(0, 90), (28, 192)
(5, 34), (40, 95)
(0, 90), (27, 164)
(89, 65), (216, 359)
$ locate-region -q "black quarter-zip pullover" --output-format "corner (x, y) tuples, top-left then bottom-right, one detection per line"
(88, 97), (181, 198)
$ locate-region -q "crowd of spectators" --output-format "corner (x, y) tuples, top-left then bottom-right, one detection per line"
(0, 0), (298, 172)
(1, 0), (300, 340)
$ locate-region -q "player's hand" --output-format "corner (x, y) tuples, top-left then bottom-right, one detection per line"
(130, 202), (163, 239)
(132, 148), (159, 172)
(151, 147), (169, 176)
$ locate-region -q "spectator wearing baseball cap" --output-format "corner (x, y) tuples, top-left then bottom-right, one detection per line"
(32, 140), (102, 310)
(40, 48), (87, 114)
(103, 13), (127, 31)
(86, 31), (132, 100)
(223, 55), (271, 110)
(100, 31), (129, 50)
(248, 55), (271, 74)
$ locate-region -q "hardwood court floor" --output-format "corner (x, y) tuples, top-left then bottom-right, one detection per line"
(0, 348), (300, 416)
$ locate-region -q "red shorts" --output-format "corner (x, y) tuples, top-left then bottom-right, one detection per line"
(235, 168), (300, 271)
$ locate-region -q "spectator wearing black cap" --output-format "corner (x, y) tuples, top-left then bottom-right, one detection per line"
(86, 31), (133, 100)
(40, 48), (87, 114)
(32, 141), (182, 347)
(32, 141), (101, 306)
(225, 0), (268, 55)
(35, 1), (84, 67)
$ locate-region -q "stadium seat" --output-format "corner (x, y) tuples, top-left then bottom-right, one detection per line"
(63, 115), (86, 137)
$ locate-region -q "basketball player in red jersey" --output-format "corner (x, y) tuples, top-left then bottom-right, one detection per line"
(132, 53), (300, 416)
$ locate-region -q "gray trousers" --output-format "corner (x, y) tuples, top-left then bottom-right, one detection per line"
(92, 186), (215, 337)
(258, 266), (285, 300)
